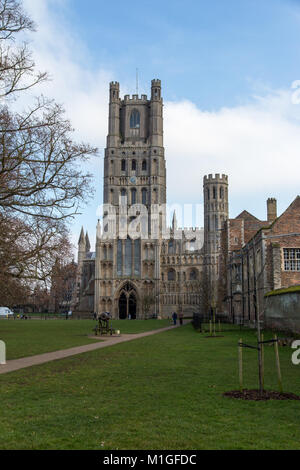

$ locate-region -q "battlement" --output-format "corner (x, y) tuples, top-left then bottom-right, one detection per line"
(181, 227), (203, 232)
(203, 173), (228, 183)
(110, 81), (119, 88)
(151, 79), (161, 87)
(123, 94), (148, 101)
(267, 197), (277, 202)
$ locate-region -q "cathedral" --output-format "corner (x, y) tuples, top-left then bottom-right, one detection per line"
(75, 79), (228, 319)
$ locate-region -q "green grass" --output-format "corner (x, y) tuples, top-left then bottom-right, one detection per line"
(0, 323), (300, 449)
(0, 319), (170, 360)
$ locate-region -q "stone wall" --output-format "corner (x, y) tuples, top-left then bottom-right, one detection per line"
(264, 291), (300, 333)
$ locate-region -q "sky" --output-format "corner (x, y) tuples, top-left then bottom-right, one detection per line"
(20, 0), (300, 253)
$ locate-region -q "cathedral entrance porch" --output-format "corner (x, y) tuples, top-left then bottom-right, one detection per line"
(118, 282), (137, 319)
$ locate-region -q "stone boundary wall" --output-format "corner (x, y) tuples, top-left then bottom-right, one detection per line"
(264, 291), (300, 333)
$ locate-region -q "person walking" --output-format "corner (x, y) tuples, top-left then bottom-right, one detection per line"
(172, 311), (177, 325)
(179, 311), (183, 326)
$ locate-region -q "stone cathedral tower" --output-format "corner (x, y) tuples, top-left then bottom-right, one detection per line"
(94, 79), (167, 318)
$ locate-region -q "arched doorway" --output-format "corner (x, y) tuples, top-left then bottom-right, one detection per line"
(118, 283), (137, 319)
(119, 292), (127, 319)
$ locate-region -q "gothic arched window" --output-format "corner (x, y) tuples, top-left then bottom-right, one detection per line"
(121, 159), (126, 171)
(168, 240), (175, 254)
(130, 109), (140, 129)
(131, 188), (136, 205)
(124, 237), (132, 276)
(189, 269), (198, 281)
(132, 159), (136, 171)
(142, 188), (147, 205)
(168, 269), (176, 281)
(142, 159), (147, 171)
(120, 188), (127, 205)
(134, 239), (141, 276)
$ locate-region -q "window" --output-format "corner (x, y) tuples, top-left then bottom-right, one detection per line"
(207, 188), (210, 201)
(132, 159), (136, 171)
(142, 188), (147, 205)
(142, 159), (147, 171)
(283, 248), (300, 271)
(131, 188), (136, 205)
(189, 269), (198, 281)
(168, 240), (175, 254)
(220, 186), (224, 199)
(121, 159), (126, 171)
(213, 186), (216, 199)
(130, 109), (140, 129)
(134, 239), (141, 276)
(168, 269), (175, 281)
(124, 238), (132, 276)
(120, 188), (127, 205)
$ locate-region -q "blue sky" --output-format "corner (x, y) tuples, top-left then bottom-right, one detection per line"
(47, 0), (300, 107)
(23, 0), (300, 252)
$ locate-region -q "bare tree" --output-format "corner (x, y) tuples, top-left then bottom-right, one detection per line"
(141, 292), (156, 319)
(0, 0), (97, 302)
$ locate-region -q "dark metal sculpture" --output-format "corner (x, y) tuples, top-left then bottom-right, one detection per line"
(93, 312), (116, 336)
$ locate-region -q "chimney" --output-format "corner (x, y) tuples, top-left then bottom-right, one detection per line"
(267, 198), (277, 223)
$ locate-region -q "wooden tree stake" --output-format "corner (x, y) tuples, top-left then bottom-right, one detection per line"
(274, 334), (283, 393)
(261, 333), (264, 390)
(239, 338), (243, 392)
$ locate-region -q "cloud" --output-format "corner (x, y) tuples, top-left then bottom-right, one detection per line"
(22, 0), (112, 148)
(164, 88), (300, 205)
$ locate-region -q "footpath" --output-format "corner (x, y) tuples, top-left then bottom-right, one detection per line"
(0, 323), (187, 375)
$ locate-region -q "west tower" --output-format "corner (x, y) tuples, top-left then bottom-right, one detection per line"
(104, 79), (166, 217)
(95, 79), (167, 318)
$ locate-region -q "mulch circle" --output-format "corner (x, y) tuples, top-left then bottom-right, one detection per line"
(223, 389), (300, 401)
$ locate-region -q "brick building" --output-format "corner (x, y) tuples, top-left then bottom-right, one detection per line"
(222, 196), (300, 324)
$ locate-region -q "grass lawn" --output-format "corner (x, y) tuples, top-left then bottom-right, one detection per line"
(0, 319), (170, 360)
(0, 322), (300, 449)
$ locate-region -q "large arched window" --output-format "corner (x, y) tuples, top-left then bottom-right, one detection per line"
(124, 237), (132, 276)
(130, 109), (140, 129)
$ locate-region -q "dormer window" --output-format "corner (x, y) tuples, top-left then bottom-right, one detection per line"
(130, 109), (140, 129)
